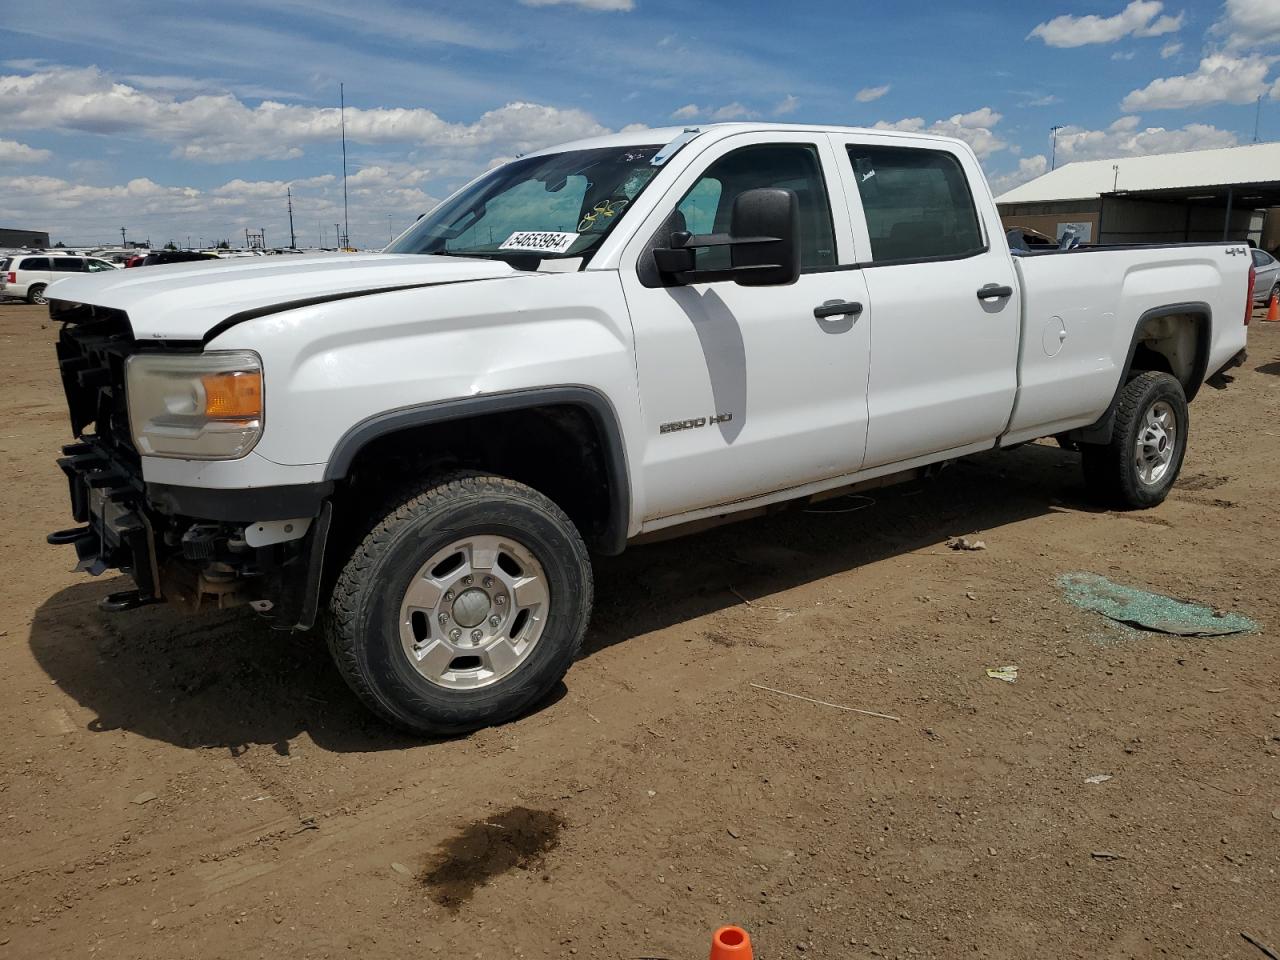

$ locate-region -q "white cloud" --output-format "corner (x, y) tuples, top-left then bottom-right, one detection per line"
(773, 94), (800, 116)
(873, 106), (1007, 159)
(1121, 54), (1271, 110)
(1052, 115), (1239, 162)
(710, 102), (754, 121)
(1029, 0), (1182, 47)
(1111, 50), (1137, 60)
(667, 101), (762, 122)
(855, 84), (890, 103)
(0, 66), (608, 163)
(519, 0), (634, 9)
(3, 168), (438, 248)
(989, 155), (1048, 195)
(1160, 41), (1182, 57)
(1025, 93), (1062, 107)
(0, 138), (50, 163)
(1212, 0), (1280, 49)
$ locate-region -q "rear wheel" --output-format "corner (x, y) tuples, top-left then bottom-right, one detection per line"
(1080, 371), (1187, 508)
(26, 284), (47, 305)
(324, 472), (593, 736)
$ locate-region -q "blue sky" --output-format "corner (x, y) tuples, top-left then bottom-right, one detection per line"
(2, 0), (1278, 247)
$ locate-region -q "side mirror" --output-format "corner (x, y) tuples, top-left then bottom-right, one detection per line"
(652, 187), (800, 287)
(727, 187), (800, 286)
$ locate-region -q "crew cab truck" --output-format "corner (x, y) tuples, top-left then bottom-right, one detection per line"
(45, 123), (1251, 735)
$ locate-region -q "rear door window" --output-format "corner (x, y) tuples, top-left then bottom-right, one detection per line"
(845, 145), (985, 263)
(53, 257), (86, 272)
(20, 257), (50, 271)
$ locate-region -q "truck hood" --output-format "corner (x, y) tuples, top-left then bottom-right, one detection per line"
(46, 253), (520, 340)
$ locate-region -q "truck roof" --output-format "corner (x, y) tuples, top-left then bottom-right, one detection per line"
(528, 121), (973, 159)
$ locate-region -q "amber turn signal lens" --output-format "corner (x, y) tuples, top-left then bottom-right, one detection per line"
(201, 371), (263, 418)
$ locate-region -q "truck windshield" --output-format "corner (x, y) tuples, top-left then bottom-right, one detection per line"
(385, 145), (662, 265)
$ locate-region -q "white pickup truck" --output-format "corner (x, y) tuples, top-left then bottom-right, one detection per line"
(46, 122), (1251, 735)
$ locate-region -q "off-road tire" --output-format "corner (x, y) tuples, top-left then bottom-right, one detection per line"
(26, 284), (47, 305)
(1080, 370), (1188, 509)
(324, 472), (593, 736)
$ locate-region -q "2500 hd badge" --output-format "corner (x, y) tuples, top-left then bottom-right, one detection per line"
(660, 412), (734, 434)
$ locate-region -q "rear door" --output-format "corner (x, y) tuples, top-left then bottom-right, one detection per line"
(829, 134), (1019, 468)
(17, 256), (52, 289)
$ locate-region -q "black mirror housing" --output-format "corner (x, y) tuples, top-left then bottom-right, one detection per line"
(650, 187), (801, 288)
(728, 188), (800, 286)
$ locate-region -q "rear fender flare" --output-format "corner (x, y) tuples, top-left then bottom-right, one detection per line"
(1071, 301), (1210, 444)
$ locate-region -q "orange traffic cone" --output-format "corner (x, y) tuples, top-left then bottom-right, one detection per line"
(1267, 292), (1280, 322)
(710, 926), (753, 960)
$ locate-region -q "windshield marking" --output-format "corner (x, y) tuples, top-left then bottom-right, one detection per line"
(499, 231), (580, 254)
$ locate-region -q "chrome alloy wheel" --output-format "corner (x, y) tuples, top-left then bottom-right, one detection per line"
(398, 535), (549, 690)
(1135, 399), (1177, 486)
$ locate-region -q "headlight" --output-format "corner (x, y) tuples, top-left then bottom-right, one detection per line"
(126, 351), (263, 459)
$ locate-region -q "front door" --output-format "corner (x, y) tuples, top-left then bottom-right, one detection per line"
(619, 133), (872, 522)
(830, 135), (1020, 468)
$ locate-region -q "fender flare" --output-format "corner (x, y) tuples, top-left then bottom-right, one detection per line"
(1070, 301), (1211, 445)
(324, 386), (632, 555)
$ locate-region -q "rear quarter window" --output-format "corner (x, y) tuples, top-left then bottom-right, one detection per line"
(19, 257), (50, 271)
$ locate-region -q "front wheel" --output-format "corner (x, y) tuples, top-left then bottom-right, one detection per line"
(324, 472), (593, 736)
(1080, 371), (1188, 508)
(26, 283), (47, 305)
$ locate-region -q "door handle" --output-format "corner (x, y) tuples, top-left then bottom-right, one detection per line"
(813, 300), (863, 319)
(976, 284), (1013, 301)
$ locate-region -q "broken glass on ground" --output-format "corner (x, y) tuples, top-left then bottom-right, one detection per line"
(1057, 572), (1257, 637)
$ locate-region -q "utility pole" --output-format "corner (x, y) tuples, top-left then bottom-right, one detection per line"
(1050, 125), (1065, 171)
(287, 187), (297, 249)
(340, 82), (350, 250)
(335, 223), (342, 250)
(1254, 95), (1263, 143)
(388, 213), (394, 244)
(120, 226), (127, 248)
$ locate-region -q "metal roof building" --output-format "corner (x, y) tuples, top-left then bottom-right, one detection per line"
(996, 141), (1280, 249)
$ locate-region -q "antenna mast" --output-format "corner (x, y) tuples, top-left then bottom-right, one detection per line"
(287, 187), (297, 249)
(340, 82), (350, 249)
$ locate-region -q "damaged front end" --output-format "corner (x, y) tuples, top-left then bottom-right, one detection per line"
(46, 300), (331, 629)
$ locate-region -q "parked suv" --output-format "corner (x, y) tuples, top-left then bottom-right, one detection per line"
(1, 254), (119, 304)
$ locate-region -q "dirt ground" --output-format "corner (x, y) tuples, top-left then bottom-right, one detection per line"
(1, 300), (1277, 960)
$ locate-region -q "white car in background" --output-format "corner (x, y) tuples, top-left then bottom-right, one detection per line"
(0, 254), (120, 304)
(1251, 248), (1280, 305)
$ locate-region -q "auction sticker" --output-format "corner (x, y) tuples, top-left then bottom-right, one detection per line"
(499, 231), (579, 254)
